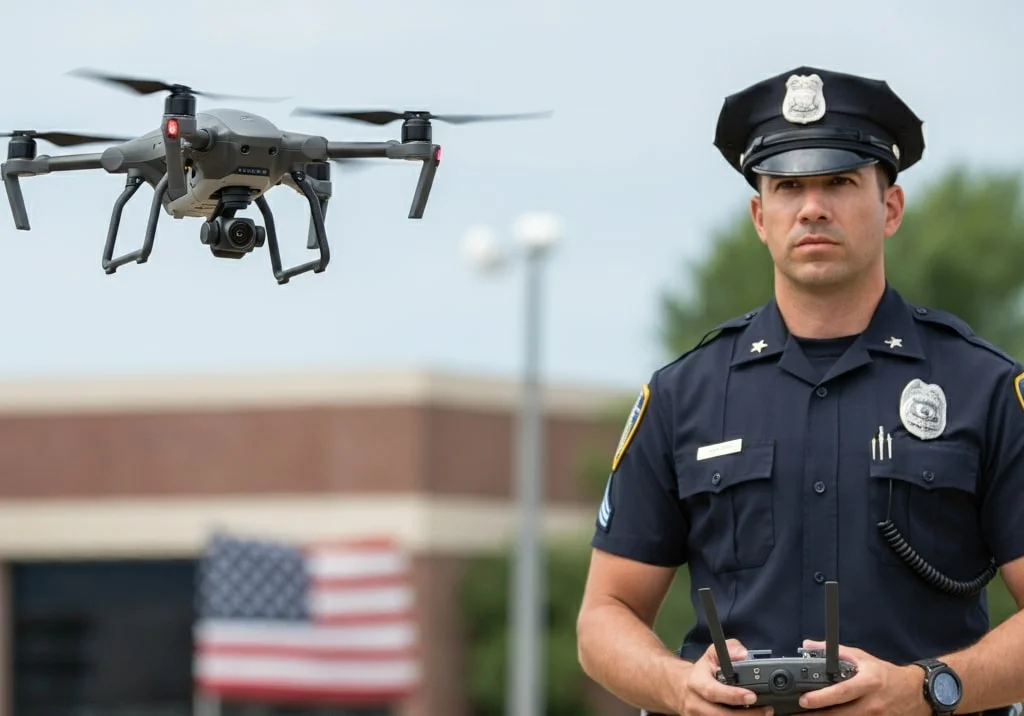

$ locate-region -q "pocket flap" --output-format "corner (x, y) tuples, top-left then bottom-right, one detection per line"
(677, 439), (775, 499)
(869, 437), (979, 492)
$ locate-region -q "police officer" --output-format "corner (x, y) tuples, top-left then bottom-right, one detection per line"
(576, 66), (1024, 716)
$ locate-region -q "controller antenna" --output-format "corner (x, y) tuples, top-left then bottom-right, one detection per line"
(698, 587), (737, 684)
(824, 581), (840, 679)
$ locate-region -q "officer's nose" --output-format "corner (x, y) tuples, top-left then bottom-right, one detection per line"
(796, 187), (832, 224)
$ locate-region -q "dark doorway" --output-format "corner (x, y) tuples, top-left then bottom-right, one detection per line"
(11, 559), (197, 716)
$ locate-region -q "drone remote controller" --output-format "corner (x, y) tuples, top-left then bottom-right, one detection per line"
(700, 581), (857, 714)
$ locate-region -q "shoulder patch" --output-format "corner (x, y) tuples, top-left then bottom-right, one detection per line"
(1014, 371), (1024, 413)
(912, 305), (1017, 366)
(612, 384), (650, 472)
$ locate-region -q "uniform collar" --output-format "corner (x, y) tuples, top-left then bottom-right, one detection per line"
(730, 283), (926, 383)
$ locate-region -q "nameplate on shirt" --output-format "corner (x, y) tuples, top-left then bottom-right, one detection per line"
(696, 438), (742, 461)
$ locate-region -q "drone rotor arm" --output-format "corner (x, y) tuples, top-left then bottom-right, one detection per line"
(1, 153), (106, 230)
(324, 140), (441, 219)
(324, 141), (398, 160)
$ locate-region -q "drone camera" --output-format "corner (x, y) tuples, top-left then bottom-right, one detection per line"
(200, 216), (266, 259)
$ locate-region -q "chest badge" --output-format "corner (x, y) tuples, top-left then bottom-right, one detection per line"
(899, 378), (947, 440)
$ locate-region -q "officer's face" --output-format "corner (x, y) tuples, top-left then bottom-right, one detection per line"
(749, 165), (905, 290)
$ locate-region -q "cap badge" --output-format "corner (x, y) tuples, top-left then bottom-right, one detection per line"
(782, 73), (826, 125)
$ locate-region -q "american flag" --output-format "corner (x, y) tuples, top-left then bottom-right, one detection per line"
(192, 531), (420, 705)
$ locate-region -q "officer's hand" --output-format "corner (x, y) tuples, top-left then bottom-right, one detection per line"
(676, 639), (774, 716)
(796, 639), (928, 716)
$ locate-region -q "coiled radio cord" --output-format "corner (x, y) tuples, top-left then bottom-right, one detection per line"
(877, 478), (997, 598)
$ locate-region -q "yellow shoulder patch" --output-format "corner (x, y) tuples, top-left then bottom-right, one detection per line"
(1014, 371), (1024, 412)
(612, 384), (651, 472)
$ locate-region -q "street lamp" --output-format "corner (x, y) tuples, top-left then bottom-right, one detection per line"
(461, 211), (564, 716)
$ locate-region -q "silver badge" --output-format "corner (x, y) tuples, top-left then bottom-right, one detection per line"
(899, 378), (947, 440)
(782, 73), (826, 124)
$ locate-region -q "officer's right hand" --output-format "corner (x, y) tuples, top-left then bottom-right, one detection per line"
(675, 639), (772, 716)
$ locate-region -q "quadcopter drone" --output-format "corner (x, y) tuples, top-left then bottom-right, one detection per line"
(0, 70), (552, 284)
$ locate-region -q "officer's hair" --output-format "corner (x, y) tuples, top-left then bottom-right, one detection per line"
(757, 164), (891, 198)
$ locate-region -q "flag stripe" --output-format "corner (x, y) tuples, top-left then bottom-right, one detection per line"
(195, 619), (416, 650)
(195, 654), (420, 687)
(196, 644), (417, 661)
(310, 584), (413, 617)
(195, 682), (416, 705)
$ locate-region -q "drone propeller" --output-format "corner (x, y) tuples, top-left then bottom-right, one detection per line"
(67, 68), (287, 102)
(291, 107), (553, 126)
(0, 130), (132, 148)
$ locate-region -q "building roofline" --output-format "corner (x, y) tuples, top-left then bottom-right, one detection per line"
(0, 367), (633, 417)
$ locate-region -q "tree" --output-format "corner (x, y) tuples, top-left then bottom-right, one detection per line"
(660, 165), (1024, 361)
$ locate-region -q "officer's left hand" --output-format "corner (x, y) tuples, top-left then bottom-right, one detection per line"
(796, 639), (929, 716)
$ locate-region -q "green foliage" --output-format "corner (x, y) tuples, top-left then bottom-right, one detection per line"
(660, 165), (1024, 361)
(460, 164), (1024, 715)
(460, 539), (596, 716)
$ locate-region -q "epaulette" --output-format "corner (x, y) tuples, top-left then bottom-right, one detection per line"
(663, 308), (759, 368)
(911, 304), (1018, 366)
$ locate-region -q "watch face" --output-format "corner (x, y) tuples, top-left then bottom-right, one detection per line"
(933, 672), (961, 706)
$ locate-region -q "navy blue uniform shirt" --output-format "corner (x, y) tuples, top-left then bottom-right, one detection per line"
(591, 283), (1024, 666)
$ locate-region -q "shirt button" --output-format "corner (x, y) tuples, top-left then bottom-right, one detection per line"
(922, 470), (934, 483)
(814, 571), (826, 584)
(814, 481), (826, 494)
(815, 386), (828, 398)
(711, 472), (722, 485)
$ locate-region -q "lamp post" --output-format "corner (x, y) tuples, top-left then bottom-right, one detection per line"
(462, 212), (564, 716)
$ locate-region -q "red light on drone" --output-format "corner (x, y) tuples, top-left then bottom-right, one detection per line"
(434, 146), (442, 163)
(165, 118), (179, 139)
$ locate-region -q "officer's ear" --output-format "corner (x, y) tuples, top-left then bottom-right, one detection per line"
(750, 185), (768, 245)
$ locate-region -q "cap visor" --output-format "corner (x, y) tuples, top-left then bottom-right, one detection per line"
(750, 148), (878, 177)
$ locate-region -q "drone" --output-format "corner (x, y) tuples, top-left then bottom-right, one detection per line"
(0, 70), (552, 284)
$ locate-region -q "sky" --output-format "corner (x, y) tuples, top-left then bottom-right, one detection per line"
(0, 0), (1019, 392)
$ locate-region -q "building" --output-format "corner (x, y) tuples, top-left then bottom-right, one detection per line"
(0, 368), (632, 716)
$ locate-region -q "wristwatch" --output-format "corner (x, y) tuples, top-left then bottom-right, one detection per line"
(913, 658), (963, 716)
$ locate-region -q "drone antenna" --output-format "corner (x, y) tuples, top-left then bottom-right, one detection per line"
(698, 587), (737, 684)
(824, 581), (840, 678)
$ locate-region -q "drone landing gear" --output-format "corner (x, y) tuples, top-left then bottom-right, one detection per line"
(257, 169), (330, 285)
(103, 171), (167, 274)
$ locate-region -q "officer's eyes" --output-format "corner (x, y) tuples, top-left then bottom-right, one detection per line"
(774, 181), (800, 190)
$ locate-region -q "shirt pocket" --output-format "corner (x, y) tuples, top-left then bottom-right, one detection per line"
(677, 439), (776, 573)
(868, 437), (987, 577)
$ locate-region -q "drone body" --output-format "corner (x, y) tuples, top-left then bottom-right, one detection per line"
(100, 109), (312, 220)
(0, 70), (551, 284)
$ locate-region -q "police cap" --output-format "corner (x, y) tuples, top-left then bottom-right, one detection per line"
(714, 66), (925, 189)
